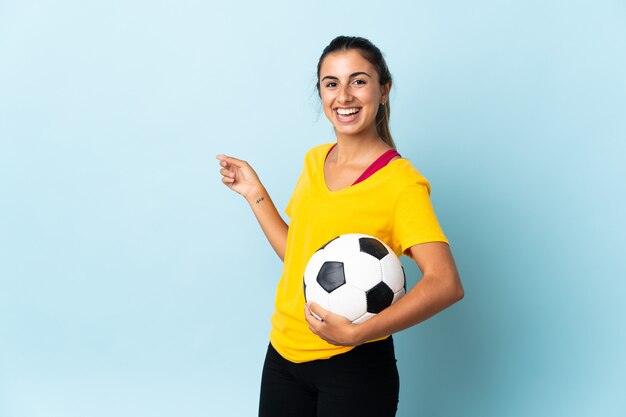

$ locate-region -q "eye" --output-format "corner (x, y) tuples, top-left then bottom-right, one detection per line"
(353, 79), (366, 86)
(325, 82), (337, 88)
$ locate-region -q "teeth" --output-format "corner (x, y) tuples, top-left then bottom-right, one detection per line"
(336, 108), (360, 115)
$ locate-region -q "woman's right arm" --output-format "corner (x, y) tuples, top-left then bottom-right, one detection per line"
(216, 154), (289, 262)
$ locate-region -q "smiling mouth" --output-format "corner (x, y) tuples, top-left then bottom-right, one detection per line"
(335, 107), (361, 122)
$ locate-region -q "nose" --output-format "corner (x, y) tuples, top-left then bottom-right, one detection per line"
(337, 84), (353, 104)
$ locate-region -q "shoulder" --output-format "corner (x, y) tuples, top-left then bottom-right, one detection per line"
(303, 142), (334, 161)
(299, 142), (334, 170)
(386, 157), (432, 193)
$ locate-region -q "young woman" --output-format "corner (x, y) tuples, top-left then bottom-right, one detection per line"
(217, 36), (464, 417)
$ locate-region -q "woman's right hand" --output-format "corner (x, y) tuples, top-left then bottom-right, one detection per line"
(216, 153), (289, 261)
(216, 154), (263, 201)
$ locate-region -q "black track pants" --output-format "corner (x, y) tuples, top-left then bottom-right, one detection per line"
(259, 337), (399, 417)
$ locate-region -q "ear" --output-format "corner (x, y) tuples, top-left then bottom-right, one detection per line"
(381, 80), (392, 102)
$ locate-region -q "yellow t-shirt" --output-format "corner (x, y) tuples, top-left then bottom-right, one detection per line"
(269, 143), (448, 363)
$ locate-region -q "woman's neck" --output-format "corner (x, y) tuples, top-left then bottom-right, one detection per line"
(331, 131), (389, 166)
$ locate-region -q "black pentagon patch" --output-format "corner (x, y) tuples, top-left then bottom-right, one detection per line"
(317, 236), (340, 251)
(359, 237), (388, 260)
(316, 261), (346, 293)
(366, 282), (394, 313)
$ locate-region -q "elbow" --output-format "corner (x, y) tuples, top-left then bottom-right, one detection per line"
(450, 273), (464, 302)
(455, 284), (465, 302)
(454, 277), (465, 302)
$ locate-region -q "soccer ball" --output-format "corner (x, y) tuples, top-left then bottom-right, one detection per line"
(304, 234), (406, 324)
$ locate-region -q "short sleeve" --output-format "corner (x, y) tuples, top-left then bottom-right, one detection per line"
(285, 162), (306, 218)
(285, 181), (298, 218)
(393, 181), (448, 254)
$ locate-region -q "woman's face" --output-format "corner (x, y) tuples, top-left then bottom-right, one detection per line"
(319, 49), (389, 138)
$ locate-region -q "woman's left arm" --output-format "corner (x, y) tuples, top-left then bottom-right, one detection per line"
(305, 241), (464, 346)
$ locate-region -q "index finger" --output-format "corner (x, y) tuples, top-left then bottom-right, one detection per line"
(215, 154), (247, 168)
(306, 302), (326, 322)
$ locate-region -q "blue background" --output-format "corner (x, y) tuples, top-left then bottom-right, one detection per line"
(1, 1), (625, 416)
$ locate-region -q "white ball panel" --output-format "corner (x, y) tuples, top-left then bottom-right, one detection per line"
(352, 312), (375, 324)
(328, 284), (367, 322)
(380, 254), (405, 293)
(305, 282), (331, 313)
(343, 252), (383, 291)
(323, 235), (360, 261)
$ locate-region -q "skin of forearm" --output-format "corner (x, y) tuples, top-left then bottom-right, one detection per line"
(245, 186), (289, 261)
(355, 272), (464, 344)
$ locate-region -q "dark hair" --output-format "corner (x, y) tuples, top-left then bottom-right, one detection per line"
(316, 36), (395, 149)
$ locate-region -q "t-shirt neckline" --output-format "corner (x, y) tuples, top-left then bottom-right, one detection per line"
(321, 143), (402, 193)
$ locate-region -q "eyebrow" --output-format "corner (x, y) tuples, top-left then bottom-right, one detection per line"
(320, 71), (372, 82)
